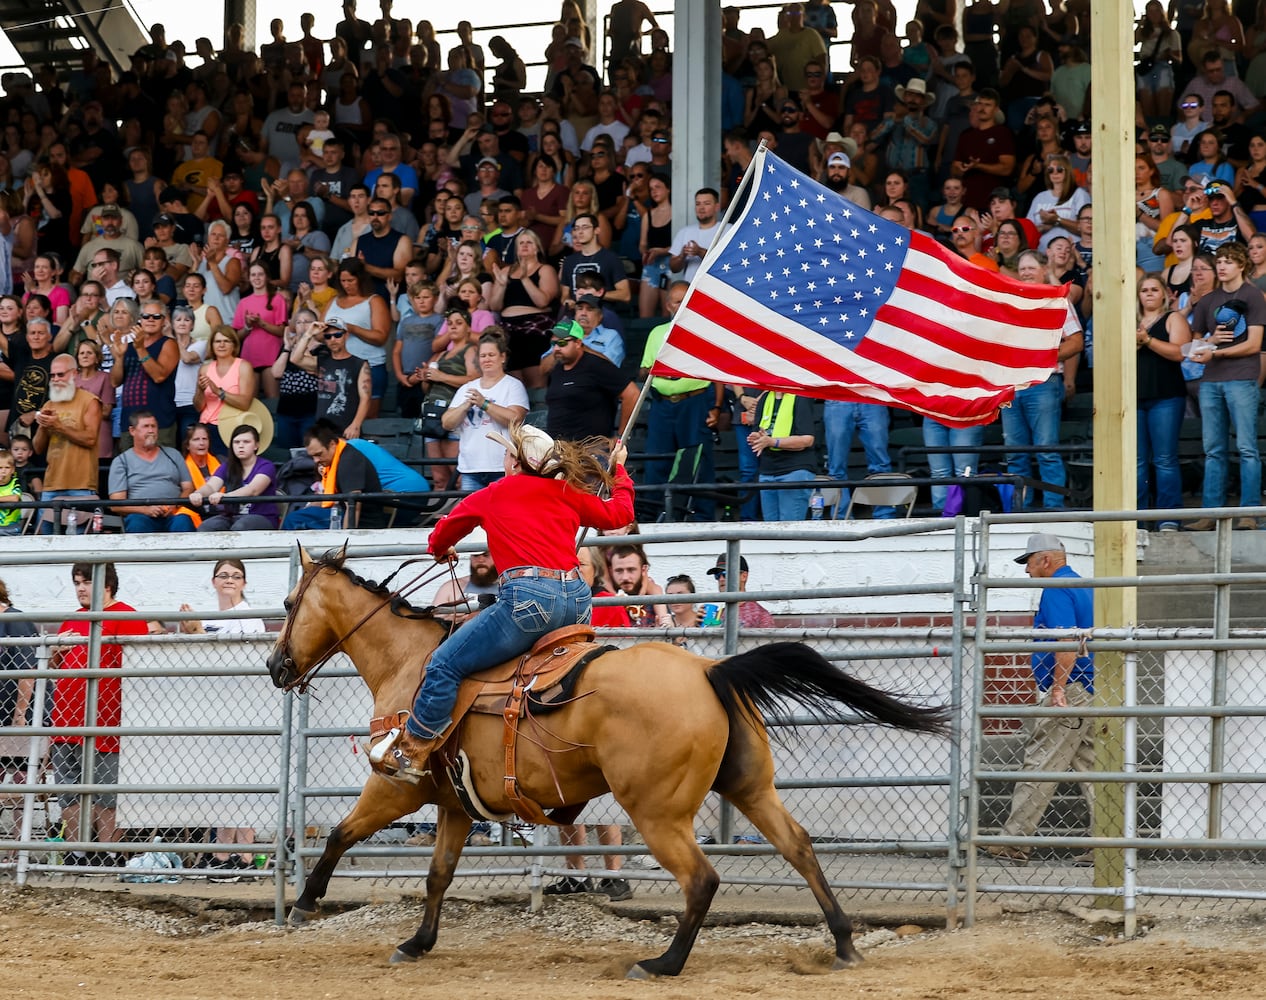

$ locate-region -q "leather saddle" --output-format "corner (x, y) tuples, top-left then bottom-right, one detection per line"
(370, 623), (601, 742)
(369, 624), (611, 825)
(453, 623), (602, 721)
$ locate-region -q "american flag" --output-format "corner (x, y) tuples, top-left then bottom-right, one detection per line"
(651, 149), (1071, 427)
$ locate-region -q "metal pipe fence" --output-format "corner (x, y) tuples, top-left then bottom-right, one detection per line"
(5, 522), (1266, 931)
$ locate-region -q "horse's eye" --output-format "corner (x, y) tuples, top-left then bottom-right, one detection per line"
(284, 599), (293, 612)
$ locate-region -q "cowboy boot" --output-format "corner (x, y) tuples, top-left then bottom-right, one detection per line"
(368, 721), (446, 780)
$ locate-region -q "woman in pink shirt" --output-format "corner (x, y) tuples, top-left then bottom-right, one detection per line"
(232, 261), (288, 398)
(193, 325), (258, 455)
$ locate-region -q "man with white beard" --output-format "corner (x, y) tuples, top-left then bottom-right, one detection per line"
(32, 353), (102, 535)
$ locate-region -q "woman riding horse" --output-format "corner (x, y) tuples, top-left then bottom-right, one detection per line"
(371, 423), (633, 779)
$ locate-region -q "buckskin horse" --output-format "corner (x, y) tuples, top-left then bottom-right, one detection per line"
(267, 546), (949, 978)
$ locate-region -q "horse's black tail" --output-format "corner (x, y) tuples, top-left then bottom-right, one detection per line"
(706, 641), (951, 738)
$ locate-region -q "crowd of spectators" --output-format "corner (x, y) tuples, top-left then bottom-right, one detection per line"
(4, 0), (1266, 528)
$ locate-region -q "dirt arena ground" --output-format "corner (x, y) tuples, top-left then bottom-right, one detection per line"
(3, 881), (1266, 1000)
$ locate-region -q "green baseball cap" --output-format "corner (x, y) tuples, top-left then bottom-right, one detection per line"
(551, 319), (584, 340)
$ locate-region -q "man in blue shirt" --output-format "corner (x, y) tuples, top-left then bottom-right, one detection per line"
(571, 295), (625, 368)
(986, 533), (1095, 865)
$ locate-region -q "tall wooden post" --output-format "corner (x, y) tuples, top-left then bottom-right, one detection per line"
(1090, 2), (1136, 905)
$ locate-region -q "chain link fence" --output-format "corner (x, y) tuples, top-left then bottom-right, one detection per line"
(5, 526), (1266, 929)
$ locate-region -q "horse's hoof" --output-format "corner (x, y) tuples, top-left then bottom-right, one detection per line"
(389, 948), (419, 965)
(832, 950), (864, 970)
(626, 963), (656, 980)
(287, 906), (318, 927)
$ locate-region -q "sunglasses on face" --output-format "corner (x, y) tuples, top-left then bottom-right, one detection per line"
(951, 225), (975, 234)
(368, 209), (390, 216)
(323, 330), (345, 339)
(551, 338), (573, 347)
(1047, 166), (1066, 173)
(1181, 102), (1200, 109)
(140, 312), (164, 320)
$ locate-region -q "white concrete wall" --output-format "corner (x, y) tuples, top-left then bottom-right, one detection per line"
(0, 518), (1096, 621)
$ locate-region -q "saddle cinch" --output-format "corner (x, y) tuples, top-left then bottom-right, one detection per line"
(370, 624), (614, 827)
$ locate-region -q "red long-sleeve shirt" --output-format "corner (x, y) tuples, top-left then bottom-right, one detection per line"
(427, 466), (635, 575)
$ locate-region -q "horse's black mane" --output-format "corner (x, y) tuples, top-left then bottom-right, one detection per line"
(313, 549), (436, 619)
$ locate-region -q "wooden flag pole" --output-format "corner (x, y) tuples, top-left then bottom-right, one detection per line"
(1089, 1), (1137, 906)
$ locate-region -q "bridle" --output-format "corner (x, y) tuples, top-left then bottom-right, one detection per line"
(276, 554), (462, 694)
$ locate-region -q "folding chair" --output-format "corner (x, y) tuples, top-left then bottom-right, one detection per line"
(843, 473), (918, 519)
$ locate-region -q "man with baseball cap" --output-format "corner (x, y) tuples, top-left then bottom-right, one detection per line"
(822, 150), (872, 209)
(985, 533), (1094, 865)
(463, 156), (512, 216)
(1191, 181), (1255, 252)
(571, 294), (625, 366)
(145, 213), (193, 281)
(71, 204), (144, 285)
(1146, 124), (1185, 191)
(542, 315), (637, 442)
(704, 554), (773, 628)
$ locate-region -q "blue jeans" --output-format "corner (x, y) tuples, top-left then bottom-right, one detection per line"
(123, 512), (196, 533)
(1137, 395), (1185, 523)
(407, 572), (592, 736)
(36, 489), (97, 535)
(1198, 379), (1261, 508)
(922, 420), (984, 511)
(734, 425), (761, 520)
(274, 412), (311, 451)
(1000, 375), (1065, 509)
(823, 400), (893, 516)
(282, 505), (333, 530)
(758, 467), (816, 521)
(643, 392), (715, 520)
(459, 471), (503, 492)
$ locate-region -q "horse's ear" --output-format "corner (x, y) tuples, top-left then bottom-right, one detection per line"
(336, 539), (348, 562)
(298, 543), (313, 570)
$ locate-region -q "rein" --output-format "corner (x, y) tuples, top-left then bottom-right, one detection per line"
(280, 555), (462, 694)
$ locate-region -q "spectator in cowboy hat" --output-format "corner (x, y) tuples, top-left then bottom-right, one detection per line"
(871, 79), (938, 207)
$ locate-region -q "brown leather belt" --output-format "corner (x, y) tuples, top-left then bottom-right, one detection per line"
(658, 387), (708, 403)
(499, 566), (581, 585)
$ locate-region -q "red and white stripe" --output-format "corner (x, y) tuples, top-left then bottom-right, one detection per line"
(651, 179), (1070, 427)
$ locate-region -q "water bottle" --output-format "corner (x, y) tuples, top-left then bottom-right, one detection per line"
(65, 508), (78, 534)
(809, 489), (825, 520)
(253, 852), (268, 870)
(92, 507), (104, 533)
(328, 502), (343, 531)
(46, 822), (65, 867)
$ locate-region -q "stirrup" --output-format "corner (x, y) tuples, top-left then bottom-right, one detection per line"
(368, 725), (442, 781)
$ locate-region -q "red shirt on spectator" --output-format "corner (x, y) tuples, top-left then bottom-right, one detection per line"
(50, 600), (148, 753)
